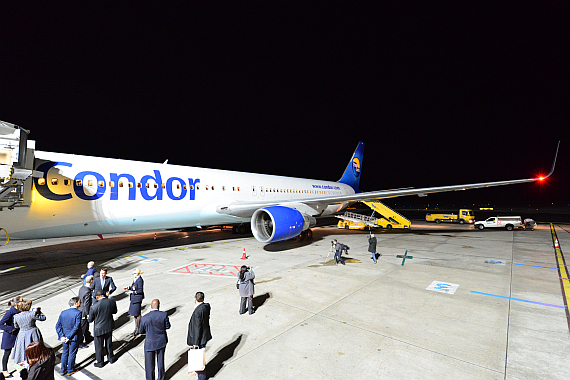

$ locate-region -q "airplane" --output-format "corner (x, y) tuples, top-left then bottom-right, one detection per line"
(0, 122), (560, 244)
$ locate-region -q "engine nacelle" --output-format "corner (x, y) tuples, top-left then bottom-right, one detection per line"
(251, 206), (316, 243)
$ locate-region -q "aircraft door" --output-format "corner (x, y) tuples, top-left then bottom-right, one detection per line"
(252, 186), (257, 197)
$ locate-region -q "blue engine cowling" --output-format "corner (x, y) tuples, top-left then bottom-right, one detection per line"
(251, 206), (314, 243)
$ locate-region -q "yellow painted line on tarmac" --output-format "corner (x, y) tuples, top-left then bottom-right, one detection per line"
(0, 265), (24, 274)
(0, 228), (9, 246)
(550, 223), (570, 331)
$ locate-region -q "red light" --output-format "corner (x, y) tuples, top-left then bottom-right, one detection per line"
(537, 176), (545, 182)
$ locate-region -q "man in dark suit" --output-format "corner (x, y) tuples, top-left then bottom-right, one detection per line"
(139, 299), (170, 380)
(92, 268), (117, 303)
(56, 297), (83, 375)
(88, 290), (117, 367)
(78, 275), (94, 347)
(187, 292), (212, 380)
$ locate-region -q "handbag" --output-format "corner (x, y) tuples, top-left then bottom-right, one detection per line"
(188, 347), (206, 372)
(236, 280), (240, 289)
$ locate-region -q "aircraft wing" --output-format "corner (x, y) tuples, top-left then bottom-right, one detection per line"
(217, 141), (559, 218)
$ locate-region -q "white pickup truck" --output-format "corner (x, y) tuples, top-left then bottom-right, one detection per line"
(474, 216), (523, 231)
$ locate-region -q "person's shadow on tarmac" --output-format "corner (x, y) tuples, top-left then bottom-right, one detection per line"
(165, 334), (246, 379)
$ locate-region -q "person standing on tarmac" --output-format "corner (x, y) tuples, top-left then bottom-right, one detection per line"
(238, 266), (255, 315)
(368, 233), (377, 264)
(333, 240), (345, 265)
(0, 296), (23, 378)
(126, 268), (144, 337)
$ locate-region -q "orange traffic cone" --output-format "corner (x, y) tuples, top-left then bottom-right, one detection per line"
(554, 238), (559, 248)
(241, 248), (247, 260)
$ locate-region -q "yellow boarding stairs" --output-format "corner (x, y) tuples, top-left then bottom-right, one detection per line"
(336, 200), (411, 230)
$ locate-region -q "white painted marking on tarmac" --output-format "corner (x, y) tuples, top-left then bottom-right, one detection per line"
(168, 262), (248, 277)
(426, 281), (459, 294)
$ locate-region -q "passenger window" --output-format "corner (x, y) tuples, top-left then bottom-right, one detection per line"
(118, 182), (123, 187)
(128, 182), (133, 188)
(137, 183), (142, 188)
(162, 184), (166, 189)
(64, 179), (71, 186)
(196, 185), (200, 190)
(190, 185), (194, 190)
(98, 181), (104, 187)
(176, 184), (180, 189)
(222, 186), (225, 191)
(154, 183), (158, 189)
(146, 183), (150, 189)
(88, 180), (93, 187)
(76, 180), (82, 187)
(212, 186), (215, 190)
(51, 178), (58, 185)
(206, 185), (209, 190)
(109, 181), (115, 188)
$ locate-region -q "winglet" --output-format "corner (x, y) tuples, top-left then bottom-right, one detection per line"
(542, 140), (560, 179)
(338, 142), (365, 192)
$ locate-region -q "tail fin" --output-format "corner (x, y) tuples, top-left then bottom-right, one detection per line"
(338, 142), (364, 192)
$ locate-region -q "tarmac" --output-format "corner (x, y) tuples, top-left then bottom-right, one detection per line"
(1, 221), (569, 380)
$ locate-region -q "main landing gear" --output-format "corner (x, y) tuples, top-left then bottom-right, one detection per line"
(232, 224), (249, 234)
(296, 229), (313, 241)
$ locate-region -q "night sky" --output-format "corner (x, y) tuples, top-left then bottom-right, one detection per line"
(1, 3), (568, 208)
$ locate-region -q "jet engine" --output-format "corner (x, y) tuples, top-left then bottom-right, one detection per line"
(251, 206), (316, 243)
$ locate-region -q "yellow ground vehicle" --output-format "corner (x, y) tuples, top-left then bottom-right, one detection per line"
(425, 209), (475, 224)
(336, 201), (411, 230)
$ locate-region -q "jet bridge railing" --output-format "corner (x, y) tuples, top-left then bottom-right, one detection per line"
(0, 120), (41, 209)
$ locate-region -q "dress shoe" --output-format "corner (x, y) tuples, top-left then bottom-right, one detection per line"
(108, 357), (116, 364)
(93, 362), (105, 368)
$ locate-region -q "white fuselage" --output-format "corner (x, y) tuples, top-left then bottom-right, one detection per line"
(3, 151), (354, 239)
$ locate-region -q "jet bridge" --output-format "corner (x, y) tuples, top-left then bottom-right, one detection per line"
(0, 120), (41, 210)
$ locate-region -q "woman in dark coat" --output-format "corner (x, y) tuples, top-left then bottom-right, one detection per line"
(238, 266), (255, 315)
(0, 297), (23, 377)
(19, 341), (55, 380)
(126, 268), (144, 337)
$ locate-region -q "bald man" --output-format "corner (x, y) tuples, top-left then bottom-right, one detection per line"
(139, 299), (170, 380)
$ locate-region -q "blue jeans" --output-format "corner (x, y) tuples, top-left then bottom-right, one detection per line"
(61, 339), (79, 373)
(335, 251), (345, 265)
(371, 252), (377, 263)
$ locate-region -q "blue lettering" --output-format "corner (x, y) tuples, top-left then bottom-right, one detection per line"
(110, 173), (137, 200)
(34, 164), (200, 202)
(74, 171), (106, 201)
(140, 170), (163, 201)
(188, 178), (200, 200)
(166, 177), (187, 200)
(34, 161), (73, 201)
